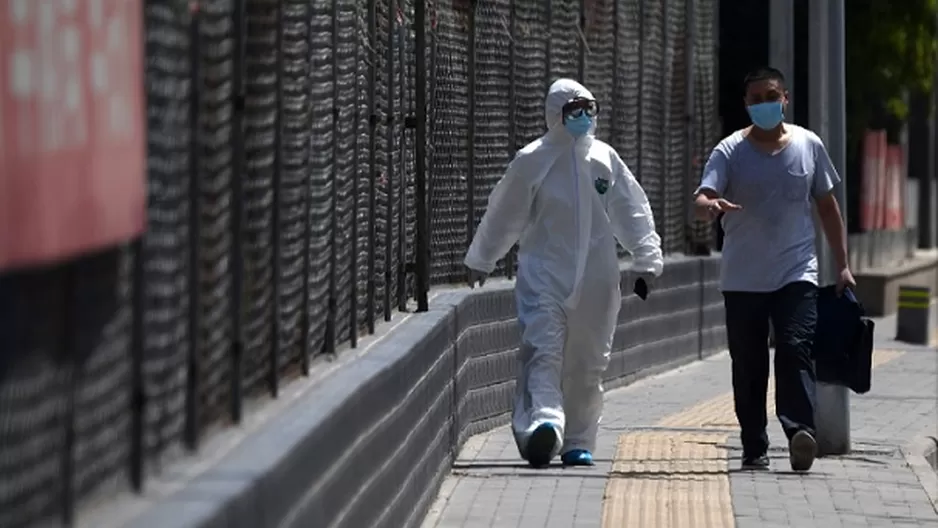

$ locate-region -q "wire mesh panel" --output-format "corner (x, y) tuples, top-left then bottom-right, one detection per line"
(372, 0), (394, 313)
(513, 2), (549, 148)
(583, 0), (615, 144)
(353, 0), (374, 332)
(662, 0), (687, 254)
(638, 1), (666, 245)
(610, 0), (641, 259)
(427, 0), (471, 285)
(336, 0), (361, 339)
(498, 0), (546, 276)
(382, 1), (410, 312)
(398, 0), (418, 307)
(473, 0), (513, 276)
(548, 0), (580, 83)
(242, 0), (278, 396)
(141, 0), (192, 467)
(0, 268), (72, 527)
(612, 0), (640, 171)
(691, 0), (719, 249)
(379, 0), (398, 317)
(0, 249), (133, 528)
(70, 250), (134, 511)
(308, 0), (334, 356)
(279, 0), (312, 373)
(196, 0), (236, 432)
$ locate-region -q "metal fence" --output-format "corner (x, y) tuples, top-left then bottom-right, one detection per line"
(0, 0), (719, 525)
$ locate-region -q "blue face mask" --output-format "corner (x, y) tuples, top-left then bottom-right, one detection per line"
(746, 101), (784, 131)
(564, 114), (593, 139)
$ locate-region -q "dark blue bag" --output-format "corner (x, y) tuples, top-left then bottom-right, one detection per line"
(813, 286), (875, 394)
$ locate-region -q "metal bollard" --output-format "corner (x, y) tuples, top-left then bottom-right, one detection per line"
(896, 285), (932, 345)
(814, 381), (851, 456)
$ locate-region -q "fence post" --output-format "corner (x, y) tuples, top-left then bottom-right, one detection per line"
(60, 265), (78, 526)
(505, 0), (517, 279)
(302, 5), (315, 367)
(926, 21), (938, 249)
(270, 0), (284, 397)
(130, 238), (146, 491)
(546, 0), (553, 84)
(697, 256), (705, 359)
(684, 0), (697, 254)
(186, 2), (203, 451)
(350, 10), (362, 344)
(130, 0), (152, 489)
(397, 18), (409, 312)
(367, 0), (378, 332)
(414, 0), (431, 310)
(466, 0), (477, 279)
(577, 0), (585, 83)
(329, 0), (341, 348)
(658, 0), (670, 251)
(62, 374), (77, 525)
(230, 0), (246, 424)
(384, 0), (396, 322)
(636, 0), (645, 184)
(611, 0), (620, 152)
(711, 0), (721, 251)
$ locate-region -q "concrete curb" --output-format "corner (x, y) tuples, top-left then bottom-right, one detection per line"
(902, 436), (938, 514)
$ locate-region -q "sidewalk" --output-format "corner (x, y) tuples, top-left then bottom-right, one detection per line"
(421, 316), (938, 528)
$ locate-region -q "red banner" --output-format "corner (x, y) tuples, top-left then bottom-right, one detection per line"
(884, 145), (905, 230)
(872, 130), (888, 230)
(0, 0), (147, 272)
(860, 130), (880, 231)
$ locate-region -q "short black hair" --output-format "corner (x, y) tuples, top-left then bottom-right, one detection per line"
(743, 67), (786, 90)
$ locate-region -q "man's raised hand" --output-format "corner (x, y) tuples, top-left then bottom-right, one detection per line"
(707, 198), (742, 220)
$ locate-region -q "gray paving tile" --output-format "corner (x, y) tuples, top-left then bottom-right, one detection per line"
(729, 347), (938, 526)
(421, 344), (938, 527)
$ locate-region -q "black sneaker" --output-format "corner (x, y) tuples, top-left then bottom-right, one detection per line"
(741, 454), (770, 470)
(789, 430), (818, 472)
(526, 423), (558, 468)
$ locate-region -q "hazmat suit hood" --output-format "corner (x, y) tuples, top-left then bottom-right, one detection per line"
(487, 79), (598, 215)
(544, 78), (597, 144)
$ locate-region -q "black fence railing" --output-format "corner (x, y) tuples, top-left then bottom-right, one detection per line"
(0, 0), (720, 526)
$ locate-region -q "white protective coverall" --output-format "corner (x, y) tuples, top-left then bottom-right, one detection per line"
(464, 79), (664, 458)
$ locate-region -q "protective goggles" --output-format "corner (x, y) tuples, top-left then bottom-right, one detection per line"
(562, 98), (599, 120)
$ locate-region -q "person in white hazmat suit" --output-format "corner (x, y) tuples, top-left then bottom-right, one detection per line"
(464, 79), (664, 468)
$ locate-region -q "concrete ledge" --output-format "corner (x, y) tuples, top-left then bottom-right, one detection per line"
(848, 229), (918, 272)
(854, 253), (938, 316)
(903, 436), (938, 514)
(913, 436), (938, 473)
(118, 256), (727, 528)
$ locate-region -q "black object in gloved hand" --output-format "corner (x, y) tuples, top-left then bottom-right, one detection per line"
(467, 268), (488, 289)
(633, 277), (648, 300)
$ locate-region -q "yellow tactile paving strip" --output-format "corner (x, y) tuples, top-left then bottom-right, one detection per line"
(603, 432), (734, 527)
(601, 348), (906, 528)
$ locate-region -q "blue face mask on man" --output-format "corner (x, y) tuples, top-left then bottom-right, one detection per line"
(746, 101), (784, 131)
(564, 113), (593, 139)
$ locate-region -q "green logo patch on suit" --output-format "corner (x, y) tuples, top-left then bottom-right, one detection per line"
(594, 177), (609, 195)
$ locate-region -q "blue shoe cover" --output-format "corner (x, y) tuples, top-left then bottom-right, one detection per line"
(561, 449), (594, 466)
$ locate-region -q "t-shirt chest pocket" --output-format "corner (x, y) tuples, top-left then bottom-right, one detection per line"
(782, 159), (814, 201)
